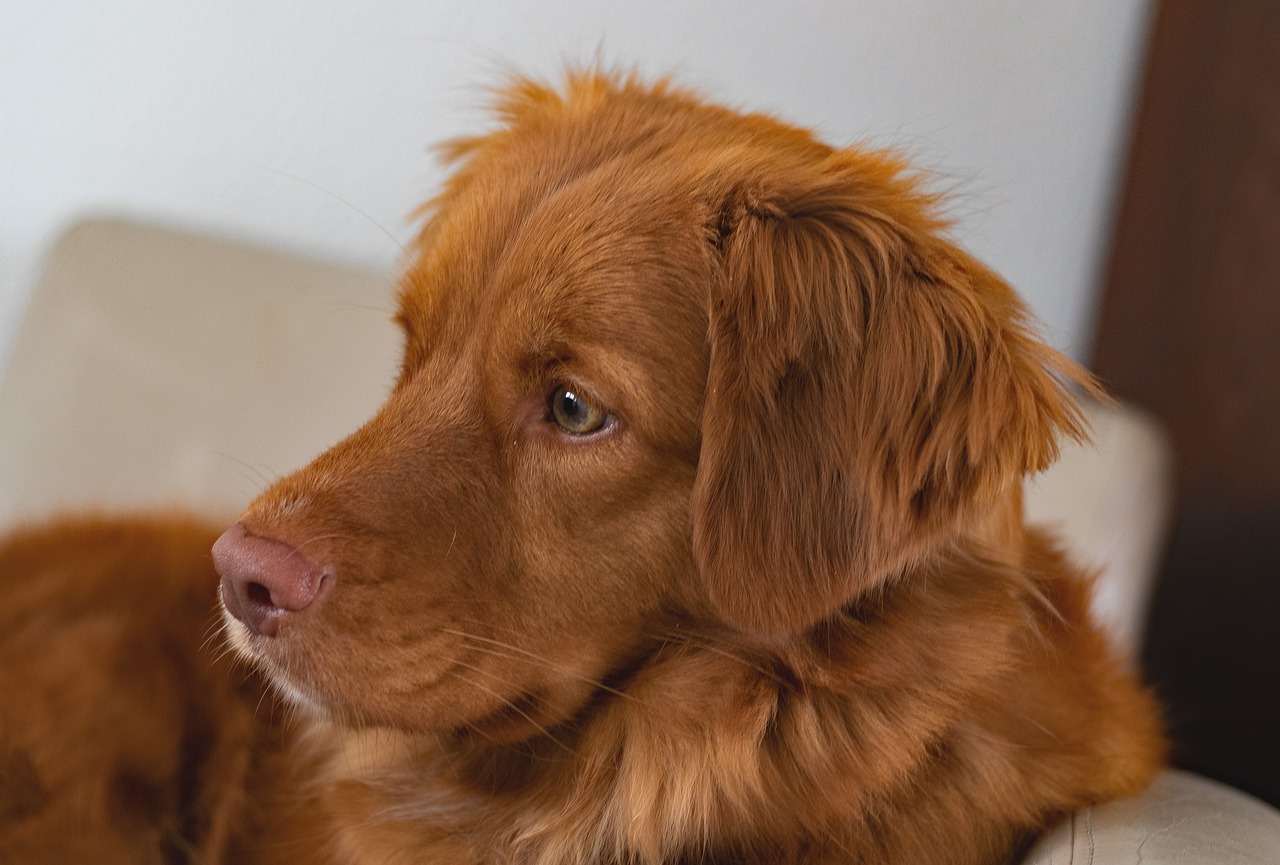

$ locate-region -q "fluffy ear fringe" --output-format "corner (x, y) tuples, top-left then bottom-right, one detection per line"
(691, 152), (1098, 635)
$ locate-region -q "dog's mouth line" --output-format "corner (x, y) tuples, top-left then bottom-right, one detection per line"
(222, 618), (506, 726)
(220, 609), (649, 743)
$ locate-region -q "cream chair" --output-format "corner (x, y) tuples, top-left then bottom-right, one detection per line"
(2, 217), (1277, 863)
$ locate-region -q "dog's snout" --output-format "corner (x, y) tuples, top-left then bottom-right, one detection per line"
(212, 522), (325, 637)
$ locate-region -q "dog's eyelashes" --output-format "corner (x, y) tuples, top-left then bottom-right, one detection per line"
(548, 384), (610, 435)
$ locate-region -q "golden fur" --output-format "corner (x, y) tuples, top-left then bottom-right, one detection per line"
(0, 72), (1164, 864)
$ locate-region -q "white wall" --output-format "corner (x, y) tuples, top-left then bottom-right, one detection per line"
(0, 0), (1152, 367)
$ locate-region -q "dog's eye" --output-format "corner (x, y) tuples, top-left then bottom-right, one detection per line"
(549, 385), (608, 435)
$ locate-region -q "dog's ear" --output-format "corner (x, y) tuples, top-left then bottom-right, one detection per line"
(691, 150), (1095, 635)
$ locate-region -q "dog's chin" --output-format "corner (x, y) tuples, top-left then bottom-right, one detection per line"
(218, 606), (256, 662)
(218, 605), (595, 739)
(219, 607), (331, 720)
(264, 669), (331, 718)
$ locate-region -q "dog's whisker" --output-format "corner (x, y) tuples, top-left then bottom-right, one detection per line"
(441, 628), (644, 706)
(253, 679), (274, 721)
(287, 533), (350, 557)
(462, 641), (649, 709)
(453, 615), (540, 641)
(321, 300), (396, 317)
(261, 166), (410, 259)
(438, 663), (576, 756)
(209, 641), (240, 668)
(210, 450), (278, 491)
(199, 617), (226, 654)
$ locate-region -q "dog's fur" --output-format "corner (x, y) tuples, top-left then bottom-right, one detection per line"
(0, 72), (1164, 864)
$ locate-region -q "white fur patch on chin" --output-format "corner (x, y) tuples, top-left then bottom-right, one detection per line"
(218, 604), (329, 719)
(269, 673), (329, 718)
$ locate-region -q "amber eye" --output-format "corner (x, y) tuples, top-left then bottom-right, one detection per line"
(549, 385), (608, 435)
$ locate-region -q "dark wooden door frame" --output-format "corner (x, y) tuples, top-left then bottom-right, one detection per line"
(1092, 0), (1280, 805)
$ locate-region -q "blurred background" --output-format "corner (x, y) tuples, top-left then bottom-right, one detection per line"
(1, 0), (1276, 809)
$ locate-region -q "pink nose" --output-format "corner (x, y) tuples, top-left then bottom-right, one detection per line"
(212, 523), (325, 637)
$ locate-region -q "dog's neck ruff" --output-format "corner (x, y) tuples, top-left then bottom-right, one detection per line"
(314, 547), (1042, 865)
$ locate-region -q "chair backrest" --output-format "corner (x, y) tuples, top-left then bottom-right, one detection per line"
(0, 217), (400, 524)
(1023, 402), (1173, 658)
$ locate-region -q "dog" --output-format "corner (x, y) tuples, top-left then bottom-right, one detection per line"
(0, 71), (1164, 864)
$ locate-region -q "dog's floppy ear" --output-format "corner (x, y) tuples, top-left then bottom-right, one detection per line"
(691, 150), (1094, 635)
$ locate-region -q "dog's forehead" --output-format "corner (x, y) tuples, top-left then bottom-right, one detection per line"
(392, 81), (835, 385)
(401, 145), (712, 372)
(493, 167), (706, 335)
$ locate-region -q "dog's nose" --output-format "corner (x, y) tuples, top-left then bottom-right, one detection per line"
(212, 523), (324, 637)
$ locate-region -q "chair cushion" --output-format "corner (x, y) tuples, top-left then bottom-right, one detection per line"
(0, 218), (399, 524)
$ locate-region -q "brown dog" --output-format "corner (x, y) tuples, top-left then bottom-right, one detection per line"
(0, 72), (1164, 864)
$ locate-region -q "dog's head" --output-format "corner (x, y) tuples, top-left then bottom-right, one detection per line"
(213, 72), (1090, 736)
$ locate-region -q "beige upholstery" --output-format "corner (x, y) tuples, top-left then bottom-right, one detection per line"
(0, 217), (400, 525)
(1024, 404), (1174, 660)
(3, 217), (1278, 863)
(1024, 771), (1280, 865)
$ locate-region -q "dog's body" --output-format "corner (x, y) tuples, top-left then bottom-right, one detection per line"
(0, 73), (1163, 864)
